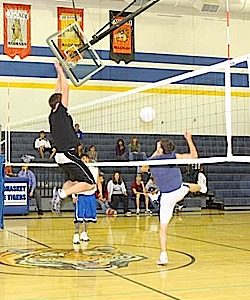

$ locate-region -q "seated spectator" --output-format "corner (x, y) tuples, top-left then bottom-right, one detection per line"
(95, 173), (115, 215)
(131, 173), (152, 215)
(74, 123), (85, 156)
(107, 171), (131, 216)
(87, 145), (98, 162)
(186, 163), (201, 183)
(115, 138), (127, 160)
(72, 153), (100, 243)
(145, 176), (160, 211)
(18, 164), (43, 215)
(74, 123), (84, 140)
(128, 137), (147, 161)
(34, 131), (56, 160)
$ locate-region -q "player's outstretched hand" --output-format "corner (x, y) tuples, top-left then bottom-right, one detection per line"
(184, 130), (192, 141)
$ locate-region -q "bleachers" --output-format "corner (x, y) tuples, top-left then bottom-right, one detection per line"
(206, 162), (250, 210)
(6, 131), (250, 211)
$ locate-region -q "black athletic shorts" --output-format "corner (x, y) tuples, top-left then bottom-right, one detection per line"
(56, 149), (95, 184)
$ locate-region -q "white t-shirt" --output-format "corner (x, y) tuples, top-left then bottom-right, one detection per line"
(82, 166), (98, 195)
(34, 138), (51, 149)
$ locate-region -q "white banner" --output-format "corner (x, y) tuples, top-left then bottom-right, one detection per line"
(4, 182), (28, 206)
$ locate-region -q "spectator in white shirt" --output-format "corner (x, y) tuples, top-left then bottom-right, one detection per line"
(107, 171), (131, 216)
(34, 131), (56, 159)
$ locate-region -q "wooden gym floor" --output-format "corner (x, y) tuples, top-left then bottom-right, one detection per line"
(0, 210), (250, 300)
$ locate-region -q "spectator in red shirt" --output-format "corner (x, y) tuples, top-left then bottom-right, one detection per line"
(131, 173), (152, 215)
(95, 173), (115, 215)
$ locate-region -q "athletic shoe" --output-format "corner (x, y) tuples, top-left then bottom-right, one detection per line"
(80, 231), (90, 242)
(125, 210), (132, 216)
(145, 209), (153, 215)
(156, 251), (168, 265)
(136, 209), (140, 215)
(73, 233), (80, 244)
(50, 188), (57, 212)
(197, 172), (207, 194)
(106, 208), (115, 216)
(176, 205), (184, 212)
(51, 188), (62, 214)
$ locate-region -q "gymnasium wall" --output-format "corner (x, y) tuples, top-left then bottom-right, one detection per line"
(0, 1), (250, 134)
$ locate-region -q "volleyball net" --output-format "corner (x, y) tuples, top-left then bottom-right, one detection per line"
(2, 53), (250, 215)
(7, 53), (250, 167)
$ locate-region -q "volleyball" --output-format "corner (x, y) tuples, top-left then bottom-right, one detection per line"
(139, 106), (156, 123)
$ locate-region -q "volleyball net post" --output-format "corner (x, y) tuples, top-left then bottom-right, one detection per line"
(0, 155), (5, 229)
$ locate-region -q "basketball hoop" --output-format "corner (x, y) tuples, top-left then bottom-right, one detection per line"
(46, 0), (160, 86)
(46, 22), (104, 87)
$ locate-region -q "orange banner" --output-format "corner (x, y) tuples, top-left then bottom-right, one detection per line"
(3, 3), (31, 59)
(57, 7), (84, 53)
(112, 18), (133, 55)
(110, 11), (135, 64)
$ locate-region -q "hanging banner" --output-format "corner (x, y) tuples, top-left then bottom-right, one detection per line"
(109, 10), (135, 64)
(3, 3), (31, 59)
(57, 7), (84, 56)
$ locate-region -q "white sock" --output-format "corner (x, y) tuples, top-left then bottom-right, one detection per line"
(59, 189), (67, 199)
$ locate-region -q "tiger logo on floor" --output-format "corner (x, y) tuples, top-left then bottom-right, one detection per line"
(0, 246), (146, 270)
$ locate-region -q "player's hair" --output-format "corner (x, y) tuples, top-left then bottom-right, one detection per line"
(159, 139), (175, 154)
(48, 93), (62, 109)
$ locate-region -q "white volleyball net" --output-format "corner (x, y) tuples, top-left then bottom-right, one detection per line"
(2, 53), (250, 212)
(7, 53), (250, 166)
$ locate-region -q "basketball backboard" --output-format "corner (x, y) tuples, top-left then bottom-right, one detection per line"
(46, 22), (104, 87)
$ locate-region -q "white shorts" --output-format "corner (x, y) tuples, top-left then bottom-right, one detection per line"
(160, 184), (190, 225)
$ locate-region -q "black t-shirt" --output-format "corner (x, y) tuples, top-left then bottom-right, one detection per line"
(49, 103), (79, 152)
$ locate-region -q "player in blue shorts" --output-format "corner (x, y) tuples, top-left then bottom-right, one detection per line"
(141, 131), (207, 265)
(73, 154), (102, 244)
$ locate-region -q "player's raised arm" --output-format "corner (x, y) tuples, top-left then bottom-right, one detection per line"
(176, 131), (198, 159)
(54, 61), (69, 108)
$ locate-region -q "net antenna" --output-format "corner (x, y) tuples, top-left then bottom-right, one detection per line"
(46, 0), (160, 86)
